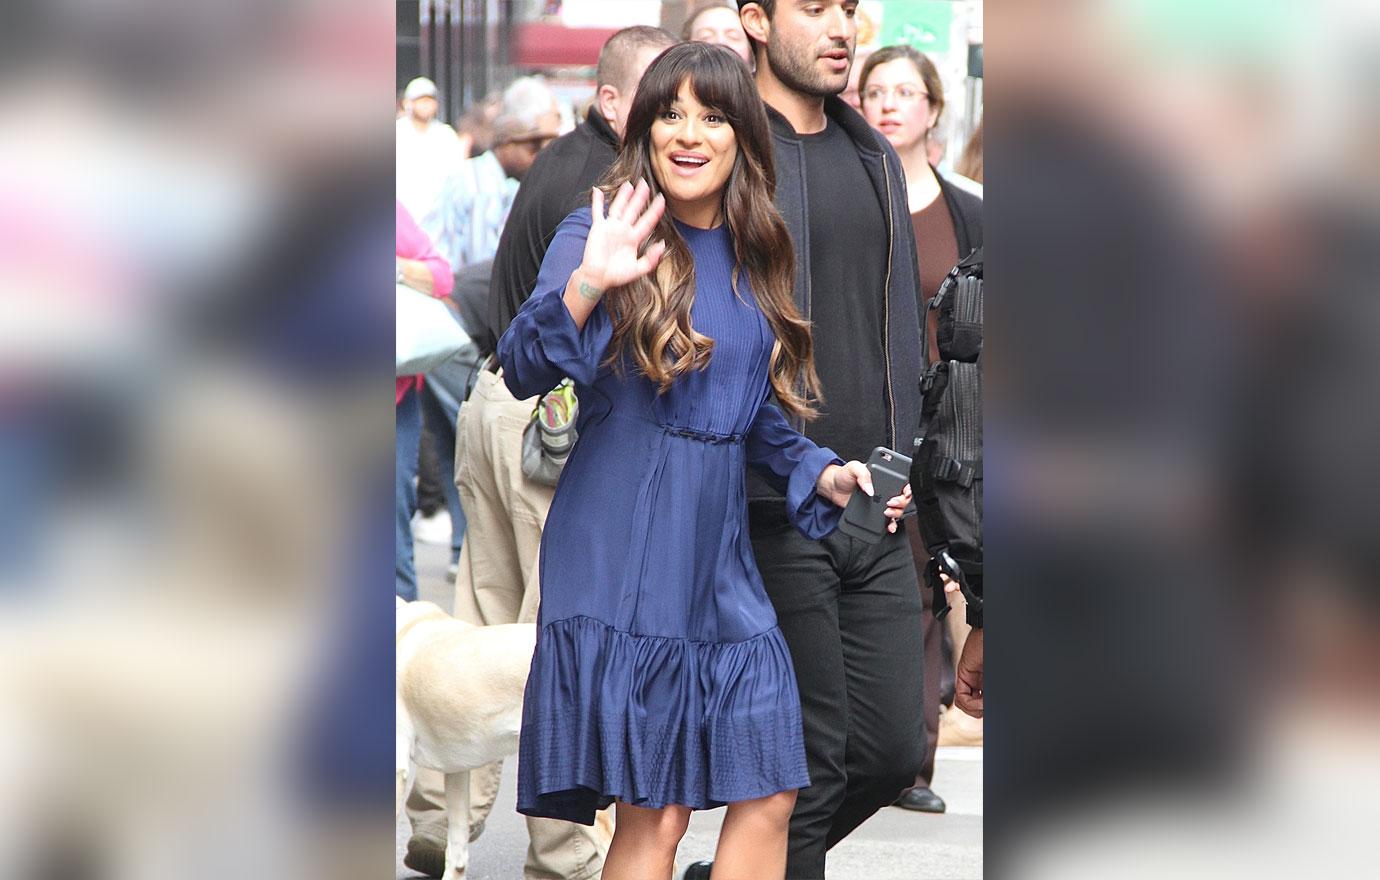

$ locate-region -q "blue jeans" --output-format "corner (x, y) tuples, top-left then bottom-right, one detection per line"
(395, 387), (422, 600)
(420, 311), (483, 563)
(420, 377), (468, 565)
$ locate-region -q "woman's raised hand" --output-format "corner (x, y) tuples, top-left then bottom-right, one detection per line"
(578, 180), (667, 296)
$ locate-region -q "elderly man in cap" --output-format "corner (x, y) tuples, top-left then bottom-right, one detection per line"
(423, 77), (562, 271)
(397, 76), (467, 222)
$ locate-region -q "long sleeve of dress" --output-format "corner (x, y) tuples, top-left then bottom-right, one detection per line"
(497, 208), (612, 400)
(746, 401), (844, 539)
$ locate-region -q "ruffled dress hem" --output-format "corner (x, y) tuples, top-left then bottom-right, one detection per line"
(516, 614), (811, 825)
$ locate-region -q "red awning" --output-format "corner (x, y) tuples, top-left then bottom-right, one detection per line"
(512, 22), (618, 68)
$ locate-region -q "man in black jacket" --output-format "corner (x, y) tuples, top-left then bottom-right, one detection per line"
(403, 24), (679, 880)
(692, 4), (928, 878)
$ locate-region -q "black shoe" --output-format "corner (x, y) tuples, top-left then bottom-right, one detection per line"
(893, 786), (947, 813)
(403, 832), (445, 878)
(683, 860), (714, 880)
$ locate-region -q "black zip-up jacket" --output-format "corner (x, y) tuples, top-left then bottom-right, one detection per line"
(938, 170), (984, 261)
(749, 97), (925, 503)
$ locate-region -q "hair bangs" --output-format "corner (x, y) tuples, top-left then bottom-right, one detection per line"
(627, 42), (755, 139)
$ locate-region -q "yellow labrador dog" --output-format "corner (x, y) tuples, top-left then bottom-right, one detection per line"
(396, 597), (536, 878)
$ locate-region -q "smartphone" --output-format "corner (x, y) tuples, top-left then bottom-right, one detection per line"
(837, 447), (912, 544)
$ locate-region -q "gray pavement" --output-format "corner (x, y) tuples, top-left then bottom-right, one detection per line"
(399, 533), (983, 879)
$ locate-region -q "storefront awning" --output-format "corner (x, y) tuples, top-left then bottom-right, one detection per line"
(513, 23), (619, 68)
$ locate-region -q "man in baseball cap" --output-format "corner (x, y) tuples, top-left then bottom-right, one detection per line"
(397, 76), (466, 222)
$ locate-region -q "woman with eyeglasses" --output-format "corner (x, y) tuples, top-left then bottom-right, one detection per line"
(857, 44), (984, 817)
(859, 45), (983, 338)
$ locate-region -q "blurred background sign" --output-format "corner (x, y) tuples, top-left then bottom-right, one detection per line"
(878, 0), (954, 53)
(558, 0), (661, 28)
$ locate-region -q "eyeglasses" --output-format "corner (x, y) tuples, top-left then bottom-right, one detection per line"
(860, 84), (931, 106)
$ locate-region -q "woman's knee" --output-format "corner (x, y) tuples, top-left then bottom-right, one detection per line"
(729, 789), (798, 827)
(614, 802), (691, 848)
(760, 788), (797, 819)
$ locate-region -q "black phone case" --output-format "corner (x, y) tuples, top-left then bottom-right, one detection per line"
(837, 447), (912, 544)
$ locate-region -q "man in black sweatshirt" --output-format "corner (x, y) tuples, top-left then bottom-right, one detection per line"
(690, 4), (928, 878)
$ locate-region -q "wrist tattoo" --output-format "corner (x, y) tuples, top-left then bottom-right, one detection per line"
(577, 279), (603, 301)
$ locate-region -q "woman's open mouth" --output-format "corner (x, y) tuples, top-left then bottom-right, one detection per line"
(669, 152), (711, 174)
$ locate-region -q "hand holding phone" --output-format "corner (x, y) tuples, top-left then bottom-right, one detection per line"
(836, 447), (913, 544)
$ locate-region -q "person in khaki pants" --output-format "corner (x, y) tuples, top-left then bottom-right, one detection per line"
(405, 365), (612, 880)
(404, 25), (680, 880)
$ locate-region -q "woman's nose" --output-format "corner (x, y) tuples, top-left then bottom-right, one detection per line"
(676, 118), (701, 144)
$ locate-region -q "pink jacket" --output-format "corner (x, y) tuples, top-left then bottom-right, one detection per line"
(396, 200), (454, 404)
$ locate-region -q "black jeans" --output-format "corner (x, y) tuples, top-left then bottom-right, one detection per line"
(749, 502), (926, 879)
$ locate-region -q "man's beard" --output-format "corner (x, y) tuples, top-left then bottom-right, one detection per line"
(765, 38), (852, 98)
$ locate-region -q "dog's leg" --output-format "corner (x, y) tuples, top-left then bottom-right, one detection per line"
(396, 701), (413, 820)
(442, 770), (471, 879)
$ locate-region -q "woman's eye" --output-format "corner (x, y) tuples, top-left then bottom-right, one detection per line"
(660, 110), (679, 121)
(705, 114), (724, 125)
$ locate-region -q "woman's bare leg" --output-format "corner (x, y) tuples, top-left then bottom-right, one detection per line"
(602, 801), (691, 880)
(711, 789), (797, 880)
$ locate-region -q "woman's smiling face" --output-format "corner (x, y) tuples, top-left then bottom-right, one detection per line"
(650, 79), (738, 228)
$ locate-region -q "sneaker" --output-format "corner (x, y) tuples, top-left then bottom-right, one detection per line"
(411, 510), (452, 546)
(446, 562), (459, 584)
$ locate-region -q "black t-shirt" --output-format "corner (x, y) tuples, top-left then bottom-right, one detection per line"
(800, 119), (890, 464)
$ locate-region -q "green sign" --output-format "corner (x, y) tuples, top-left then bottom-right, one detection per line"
(879, 0), (954, 54)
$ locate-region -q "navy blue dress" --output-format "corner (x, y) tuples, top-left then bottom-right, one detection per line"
(499, 208), (843, 824)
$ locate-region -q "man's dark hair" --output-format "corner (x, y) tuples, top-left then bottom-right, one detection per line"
(595, 25), (679, 93)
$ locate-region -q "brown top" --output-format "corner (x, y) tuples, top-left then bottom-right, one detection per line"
(911, 188), (960, 364)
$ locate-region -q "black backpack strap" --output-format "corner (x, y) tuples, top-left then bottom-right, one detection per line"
(924, 550), (984, 625)
(929, 457), (982, 488)
(922, 553), (952, 619)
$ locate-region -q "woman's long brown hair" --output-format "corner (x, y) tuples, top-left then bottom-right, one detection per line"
(598, 41), (821, 419)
